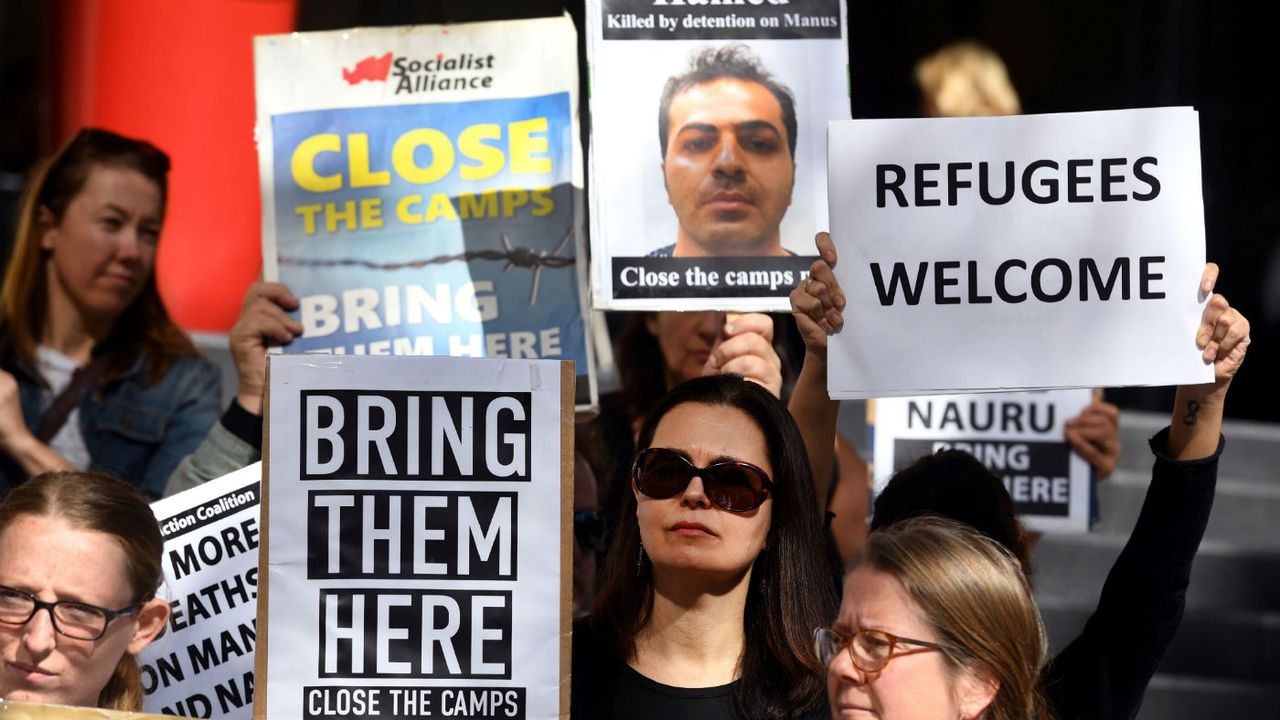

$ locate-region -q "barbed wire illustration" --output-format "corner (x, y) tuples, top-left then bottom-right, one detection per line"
(279, 228), (576, 305)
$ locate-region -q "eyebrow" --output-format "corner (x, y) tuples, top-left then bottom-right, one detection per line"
(675, 120), (784, 138)
(733, 120), (783, 137)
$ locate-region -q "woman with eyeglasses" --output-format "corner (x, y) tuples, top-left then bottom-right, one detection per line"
(0, 128), (221, 499)
(573, 373), (837, 719)
(794, 232), (1251, 719)
(817, 516), (1049, 720)
(0, 470), (170, 709)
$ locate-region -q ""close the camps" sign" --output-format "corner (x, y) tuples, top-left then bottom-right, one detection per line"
(256, 355), (572, 720)
(826, 107), (1213, 399)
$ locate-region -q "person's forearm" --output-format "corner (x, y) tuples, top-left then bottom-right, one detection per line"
(3, 434), (75, 476)
(1167, 382), (1227, 460)
(788, 349), (839, 507)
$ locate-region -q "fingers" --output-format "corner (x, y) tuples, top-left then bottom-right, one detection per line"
(1196, 294), (1230, 352)
(1065, 426), (1119, 479)
(1198, 294), (1250, 370)
(705, 330), (781, 377)
(723, 312), (774, 344)
(791, 252), (846, 338)
(1201, 262), (1219, 295)
(235, 286), (305, 342)
(1064, 401), (1121, 479)
(815, 231), (838, 267)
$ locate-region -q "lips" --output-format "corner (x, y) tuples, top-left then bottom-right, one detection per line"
(99, 271), (141, 289)
(670, 520), (716, 537)
(8, 660), (56, 681)
(704, 190), (753, 210)
(832, 701), (877, 717)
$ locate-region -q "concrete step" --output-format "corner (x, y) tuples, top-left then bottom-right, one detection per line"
(1095, 468), (1280, 549)
(1030, 534), (1280, 612)
(1136, 674), (1280, 720)
(1038, 597), (1280, 684)
(1118, 411), (1280, 486)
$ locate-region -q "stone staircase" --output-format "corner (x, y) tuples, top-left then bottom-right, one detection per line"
(1031, 411), (1280, 720)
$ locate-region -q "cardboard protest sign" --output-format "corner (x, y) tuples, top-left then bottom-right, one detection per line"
(0, 701), (170, 719)
(253, 16), (595, 408)
(256, 355), (572, 720)
(872, 390), (1093, 532)
(827, 108), (1214, 399)
(139, 464), (261, 719)
(585, 0), (849, 310)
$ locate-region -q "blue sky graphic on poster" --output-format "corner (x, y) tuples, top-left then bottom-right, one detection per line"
(270, 93), (584, 369)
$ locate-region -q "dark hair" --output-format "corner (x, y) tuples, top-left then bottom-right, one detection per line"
(591, 374), (835, 719)
(658, 44), (799, 161)
(0, 471), (165, 711)
(870, 450), (1033, 575)
(0, 127), (195, 385)
(615, 313), (670, 424)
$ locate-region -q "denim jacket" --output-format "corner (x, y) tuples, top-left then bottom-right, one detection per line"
(1, 349), (221, 500)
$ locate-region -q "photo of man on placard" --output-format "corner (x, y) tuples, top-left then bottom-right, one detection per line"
(648, 45), (798, 258)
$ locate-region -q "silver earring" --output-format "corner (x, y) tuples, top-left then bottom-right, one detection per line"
(636, 541), (645, 576)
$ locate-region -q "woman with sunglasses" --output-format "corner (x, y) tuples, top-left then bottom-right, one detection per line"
(573, 373), (837, 719)
(0, 470), (170, 709)
(0, 129), (220, 499)
(818, 516), (1048, 720)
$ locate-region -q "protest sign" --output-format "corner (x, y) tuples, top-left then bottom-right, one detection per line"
(253, 16), (595, 408)
(585, 0), (849, 310)
(827, 108), (1214, 399)
(140, 464), (261, 719)
(256, 355), (572, 720)
(0, 701), (170, 719)
(872, 390), (1093, 532)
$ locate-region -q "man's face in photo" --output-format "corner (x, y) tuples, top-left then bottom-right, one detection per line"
(662, 77), (796, 256)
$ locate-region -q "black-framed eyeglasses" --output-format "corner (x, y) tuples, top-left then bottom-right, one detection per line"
(814, 627), (953, 673)
(631, 447), (774, 513)
(0, 585), (140, 641)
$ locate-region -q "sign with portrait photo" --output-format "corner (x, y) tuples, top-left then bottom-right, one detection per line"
(585, 0), (849, 310)
(255, 354), (573, 720)
(253, 17), (595, 409)
(872, 389), (1094, 533)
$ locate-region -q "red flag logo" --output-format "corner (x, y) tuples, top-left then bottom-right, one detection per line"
(342, 52), (392, 85)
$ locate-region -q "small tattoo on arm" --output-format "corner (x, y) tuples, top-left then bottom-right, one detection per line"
(1183, 400), (1200, 426)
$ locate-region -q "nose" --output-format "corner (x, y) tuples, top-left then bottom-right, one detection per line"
(116, 230), (143, 263)
(679, 474), (713, 509)
(712, 137), (744, 178)
(21, 606), (59, 657)
(693, 311), (725, 342)
(828, 642), (867, 687)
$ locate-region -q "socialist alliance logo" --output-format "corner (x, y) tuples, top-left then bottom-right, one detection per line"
(342, 52), (392, 85)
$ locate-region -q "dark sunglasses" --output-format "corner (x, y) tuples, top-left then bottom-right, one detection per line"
(631, 447), (774, 512)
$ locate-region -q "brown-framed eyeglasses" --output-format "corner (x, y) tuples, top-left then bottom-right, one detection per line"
(814, 626), (953, 673)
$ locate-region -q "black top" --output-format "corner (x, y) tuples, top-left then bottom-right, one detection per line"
(572, 620), (828, 720)
(1043, 427), (1223, 720)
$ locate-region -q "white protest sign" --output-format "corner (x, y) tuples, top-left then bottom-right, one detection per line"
(140, 464), (262, 719)
(258, 355), (571, 720)
(827, 108), (1213, 399)
(872, 390), (1093, 533)
(585, 0), (848, 311)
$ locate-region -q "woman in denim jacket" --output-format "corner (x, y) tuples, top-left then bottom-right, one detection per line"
(0, 129), (219, 499)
